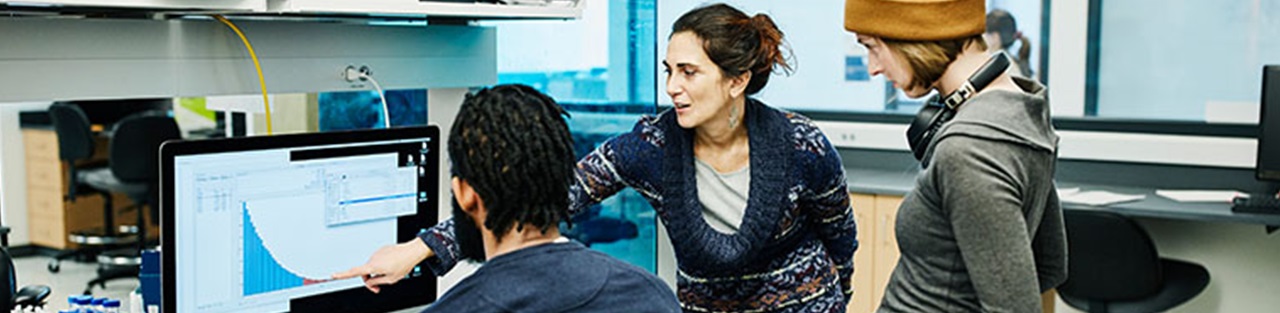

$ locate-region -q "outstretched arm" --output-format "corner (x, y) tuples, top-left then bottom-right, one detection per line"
(332, 132), (641, 292)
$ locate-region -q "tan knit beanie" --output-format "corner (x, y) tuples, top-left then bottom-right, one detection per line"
(844, 0), (986, 41)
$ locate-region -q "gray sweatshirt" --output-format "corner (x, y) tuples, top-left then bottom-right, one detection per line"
(878, 76), (1068, 313)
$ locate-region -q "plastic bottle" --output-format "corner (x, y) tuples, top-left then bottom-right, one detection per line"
(90, 298), (105, 313)
(128, 287), (144, 313)
(70, 295), (92, 310)
(103, 300), (121, 313)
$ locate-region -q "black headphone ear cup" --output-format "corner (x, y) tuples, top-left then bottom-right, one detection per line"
(905, 53), (1009, 162)
(907, 104), (945, 160)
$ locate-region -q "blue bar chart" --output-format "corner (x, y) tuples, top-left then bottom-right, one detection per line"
(243, 203), (304, 296)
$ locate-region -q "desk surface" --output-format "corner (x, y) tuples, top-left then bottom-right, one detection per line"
(846, 167), (1280, 227)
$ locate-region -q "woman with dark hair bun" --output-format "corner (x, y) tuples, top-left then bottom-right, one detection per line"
(561, 3), (859, 311)
(335, 3), (860, 312)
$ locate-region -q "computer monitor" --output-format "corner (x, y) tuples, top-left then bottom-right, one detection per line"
(1259, 65), (1280, 182)
(161, 126), (439, 313)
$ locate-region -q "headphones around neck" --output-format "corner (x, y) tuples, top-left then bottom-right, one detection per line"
(905, 52), (1011, 161)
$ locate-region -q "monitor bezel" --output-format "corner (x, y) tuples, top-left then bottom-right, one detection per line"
(1260, 65), (1280, 182)
(160, 125), (440, 313)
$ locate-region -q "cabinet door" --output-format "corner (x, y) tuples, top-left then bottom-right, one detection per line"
(871, 195), (903, 307)
(27, 189), (67, 248)
(847, 193), (877, 313)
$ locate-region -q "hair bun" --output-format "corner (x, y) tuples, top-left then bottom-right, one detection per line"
(750, 13), (792, 76)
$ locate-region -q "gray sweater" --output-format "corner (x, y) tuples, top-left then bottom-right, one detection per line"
(879, 77), (1068, 313)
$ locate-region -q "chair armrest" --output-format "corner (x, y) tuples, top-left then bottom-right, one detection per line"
(14, 285), (51, 308)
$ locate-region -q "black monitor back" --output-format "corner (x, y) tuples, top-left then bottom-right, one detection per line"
(1258, 65), (1280, 181)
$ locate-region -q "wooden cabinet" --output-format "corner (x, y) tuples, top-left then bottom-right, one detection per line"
(848, 193), (878, 313)
(847, 193), (902, 313)
(22, 128), (153, 250)
(844, 192), (1054, 313)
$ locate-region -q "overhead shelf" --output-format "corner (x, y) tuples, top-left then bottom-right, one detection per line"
(267, 0), (583, 20)
(1, 0), (583, 20)
(0, 0), (265, 12)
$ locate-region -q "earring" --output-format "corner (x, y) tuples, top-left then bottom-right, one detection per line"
(728, 105), (740, 129)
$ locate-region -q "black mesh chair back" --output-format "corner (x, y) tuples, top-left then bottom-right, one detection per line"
(48, 102), (95, 162)
(1060, 209), (1164, 301)
(109, 112), (180, 227)
(109, 112), (180, 184)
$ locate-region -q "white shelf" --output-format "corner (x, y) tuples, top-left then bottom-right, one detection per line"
(1, 0), (582, 20)
(0, 0), (265, 11)
(268, 0), (583, 19)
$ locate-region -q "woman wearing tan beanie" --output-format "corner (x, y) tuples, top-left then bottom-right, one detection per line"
(845, 0), (1067, 312)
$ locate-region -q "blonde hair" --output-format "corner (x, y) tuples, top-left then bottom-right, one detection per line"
(881, 35), (987, 91)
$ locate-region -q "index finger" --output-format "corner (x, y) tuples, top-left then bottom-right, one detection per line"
(331, 265), (372, 280)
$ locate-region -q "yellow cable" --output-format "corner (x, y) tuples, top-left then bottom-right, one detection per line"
(212, 15), (273, 135)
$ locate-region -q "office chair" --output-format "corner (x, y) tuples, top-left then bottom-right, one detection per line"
(1058, 210), (1211, 313)
(79, 111), (181, 294)
(0, 226), (53, 311)
(47, 103), (135, 273)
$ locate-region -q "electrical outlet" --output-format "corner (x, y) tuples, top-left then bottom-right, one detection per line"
(342, 65), (361, 82)
(358, 65), (373, 80)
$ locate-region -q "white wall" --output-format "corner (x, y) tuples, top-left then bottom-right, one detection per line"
(0, 102), (54, 247)
(1047, 0), (1088, 117)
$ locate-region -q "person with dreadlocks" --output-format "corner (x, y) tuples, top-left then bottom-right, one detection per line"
(337, 3), (859, 312)
(333, 84), (680, 312)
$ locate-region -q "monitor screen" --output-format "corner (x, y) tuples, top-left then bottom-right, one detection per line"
(1260, 65), (1280, 181)
(162, 126), (439, 313)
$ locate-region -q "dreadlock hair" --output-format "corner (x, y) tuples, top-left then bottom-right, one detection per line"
(449, 84), (575, 240)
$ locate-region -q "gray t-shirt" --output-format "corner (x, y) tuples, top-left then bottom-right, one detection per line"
(694, 158), (750, 234)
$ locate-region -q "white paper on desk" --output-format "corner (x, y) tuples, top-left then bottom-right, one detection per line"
(1155, 190), (1244, 203)
(1059, 190), (1146, 206)
(1057, 187), (1081, 196)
